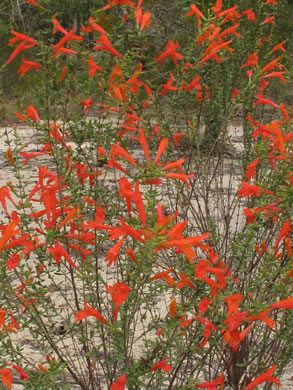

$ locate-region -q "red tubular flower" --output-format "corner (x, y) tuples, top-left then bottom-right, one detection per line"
(12, 365), (29, 382)
(0, 368), (13, 389)
(195, 373), (224, 389)
(110, 143), (137, 167)
(164, 173), (194, 188)
(106, 282), (131, 321)
(6, 31), (39, 64)
(105, 237), (125, 267)
(0, 212), (20, 252)
(6, 253), (20, 270)
(176, 272), (195, 289)
(93, 33), (123, 58)
(26, 105), (40, 122)
(237, 181), (274, 198)
(247, 309), (276, 329)
(271, 296), (293, 309)
(88, 54), (103, 77)
(110, 374), (127, 390)
(159, 73), (178, 96)
(0, 186), (15, 213)
(186, 4), (203, 29)
(59, 66), (68, 81)
(18, 58), (42, 77)
(261, 15), (275, 24)
(48, 240), (78, 269)
(87, 17), (106, 34)
(75, 302), (108, 323)
(156, 41), (183, 66)
(260, 56), (281, 74)
(244, 365), (281, 390)
(151, 269), (175, 287)
(271, 40), (286, 53)
(198, 297), (210, 314)
(211, 0), (223, 17)
(150, 358), (173, 373)
(25, 0), (39, 6)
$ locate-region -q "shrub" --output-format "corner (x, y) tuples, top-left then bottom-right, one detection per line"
(0, 1), (292, 389)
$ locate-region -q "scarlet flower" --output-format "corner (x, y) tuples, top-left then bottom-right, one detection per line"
(224, 294), (243, 316)
(159, 73), (178, 96)
(237, 180), (274, 197)
(173, 133), (183, 146)
(133, 180), (146, 225)
(260, 56), (281, 74)
(0, 368), (13, 389)
(48, 240), (78, 269)
(105, 237), (125, 267)
(125, 248), (137, 263)
(88, 54), (103, 77)
(242, 52), (258, 68)
(152, 269), (175, 287)
(196, 315), (218, 347)
(19, 151), (46, 166)
(247, 309), (276, 329)
(274, 219), (291, 248)
(195, 373), (224, 389)
(12, 365), (29, 382)
(53, 18), (68, 35)
(131, 128), (149, 160)
(223, 323), (253, 352)
(271, 296), (293, 309)
(80, 98), (93, 115)
(110, 143), (137, 167)
(0, 186), (15, 213)
(25, 0), (39, 6)
(271, 40), (286, 53)
(59, 66), (68, 82)
(6, 31), (39, 64)
(110, 374), (127, 390)
(18, 58), (42, 77)
(246, 159), (261, 180)
(93, 33), (123, 58)
(87, 17), (106, 34)
(150, 358), (173, 373)
(198, 297), (210, 314)
(52, 27), (83, 54)
(184, 75), (201, 92)
(262, 15), (275, 24)
(195, 259), (227, 291)
(200, 53), (222, 66)
(154, 138), (168, 164)
(106, 282), (131, 321)
(211, 0), (223, 17)
(104, 0), (135, 10)
(75, 301), (108, 324)
(52, 47), (77, 57)
(26, 105), (40, 122)
(155, 41), (183, 66)
(186, 4), (203, 29)
(136, 9), (151, 31)
(263, 71), (286, 84)
(164, 173), (194, 188)
(7, 148), (14, 164)
(241, 9), (256, 22)
(6, 253), (20, 270)
(244, 365), (281, 390)
(0, 212), (20, 252)
(176, 272), (195, 289)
